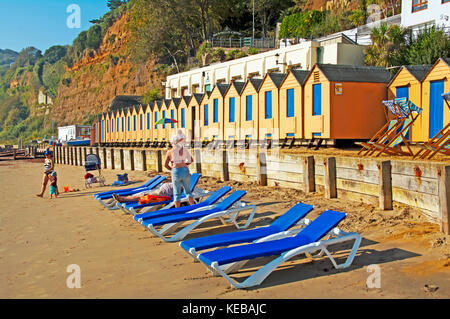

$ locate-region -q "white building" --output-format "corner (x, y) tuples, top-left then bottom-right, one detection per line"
(401, 0), (450, 30)
(165, 34), (366, 98)
(58, 125), (91, 142)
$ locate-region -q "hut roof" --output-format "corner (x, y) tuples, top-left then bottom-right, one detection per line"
(108, 95), (142, 112)
(248, 78), (263, 92)
(266, 72), (287, 88)
(288, 69), (310, 86)
(404, 65), (432, 82)
(315, 64), (392, 83)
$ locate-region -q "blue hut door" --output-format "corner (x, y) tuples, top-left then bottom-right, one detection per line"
(429, 80), (444, 138)
(313, 84), (322, 116)
(396, 86), (410, 139)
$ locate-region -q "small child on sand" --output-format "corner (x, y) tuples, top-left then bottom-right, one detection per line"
(49, 171), (59, 199)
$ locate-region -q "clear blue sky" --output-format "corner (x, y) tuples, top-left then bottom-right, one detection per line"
(0, 0), (109, 53)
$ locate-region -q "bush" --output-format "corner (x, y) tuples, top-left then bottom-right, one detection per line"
(142, 88), (161, 105)
(404, 27), (450, 65)
(279, 11), (325, 39)
(248, 48), (260, 55)
(86, 25), (103, 50)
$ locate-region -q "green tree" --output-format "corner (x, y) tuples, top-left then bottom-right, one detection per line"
(142, 88), (162, 105)
(86, 25), (103, 50)
(364, 24), (407, 68)
(404, 27), (450, 65)
(43, 46), (68, 64)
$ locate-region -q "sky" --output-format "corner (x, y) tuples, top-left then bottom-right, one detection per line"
(0, 0), (109, 53)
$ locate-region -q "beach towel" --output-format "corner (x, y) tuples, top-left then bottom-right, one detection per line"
(138, 194), (172, 205)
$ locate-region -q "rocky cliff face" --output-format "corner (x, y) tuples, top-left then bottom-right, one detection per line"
(50, 13), (164, 126)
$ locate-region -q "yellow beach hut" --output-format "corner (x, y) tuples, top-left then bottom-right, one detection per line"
(177, 96), (191, 140)
(240, 78), (263, 142)
(388, 65), (431, 142)
(303, 64), (391, 140)
(258, 72), (287, 143)
(152, 100), (162, 142)
(125, 107), (133, 143)
(421, 58), (450, 141)
(187, 93), (204, 142)
(168, 97), (181, 138)
(279, 69), (310, 141)
(223, 81), (245, 143)
(199, 91), (212, 142)
(204, 83), (229, 142)
(117, 108), (125, 143)
(143, 104), (153, 143)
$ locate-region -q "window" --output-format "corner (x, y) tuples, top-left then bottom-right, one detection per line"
(412, 0), (427, 12)
(213, 99), (219, 123)
(286, 88), (295, 118)
(204, 104), (209, 126)
(155, 112), (158, 129)
(181, 108), (185, 128)
(265, 91), (272, 119)
(246, 95), (252, 121)
(229, 97), (235, 123)
(171, 110), (175, 128)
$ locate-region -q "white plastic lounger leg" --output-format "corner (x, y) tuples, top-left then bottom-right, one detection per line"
(208, 230), (362, 289)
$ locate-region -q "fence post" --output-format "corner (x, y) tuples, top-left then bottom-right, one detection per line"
(74, 147), (78, 166)
(120, 149), (124, 170)
(378, 161), (393, 210)
(141, 150), (147, 172)
(257, 151), (267, 186)
(303, 156), (315, 193)
(324, 157), (337, 199)
(78, 147), (83, 166)
(221, 149), (229, 181)
(439, 166), (450, 235)
(129, 149), (135, 171)
(156, 150), (162, 172)
(103, 148), (107, 169)
(194, 149), (202, 174)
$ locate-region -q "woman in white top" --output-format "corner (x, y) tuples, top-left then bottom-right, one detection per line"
(164, 130), (195, 208)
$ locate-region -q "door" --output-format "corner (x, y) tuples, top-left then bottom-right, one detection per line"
(429, 80), (444, 138)
(192, 106), (196, 140)
(313, 84), (322, 116)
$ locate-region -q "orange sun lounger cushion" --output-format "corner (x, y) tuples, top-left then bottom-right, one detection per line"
(138, 194), (172, 205)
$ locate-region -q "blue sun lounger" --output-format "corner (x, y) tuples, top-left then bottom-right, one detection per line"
(94, 175), (161, 199)
(134, 186), (232, 223)
(179, 202), (314, 260)
(197, 210), (361, 289)
(118, 173), (202, 215)
(142, 190), (257, 242)
(95, 175), (167, 210)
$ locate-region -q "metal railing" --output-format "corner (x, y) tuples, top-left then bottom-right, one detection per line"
(211, 37), (276, 49)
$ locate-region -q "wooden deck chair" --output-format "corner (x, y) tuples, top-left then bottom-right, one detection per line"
(413, 92), (450, 159)
(358, 99), (406, 156)
(369, 98), (422, 157)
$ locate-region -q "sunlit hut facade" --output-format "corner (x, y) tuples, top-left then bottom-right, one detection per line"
(186, 93), (204, 142)
(152, 100), (162, 142)
(279, 69), (309, 140)
(110, 109), (117, 143)
(199, 91), (212, 141)
(258, 72), (287, 143)
(303, 64), (391, 140)
(136, 104), (145, 142)
(421, 58), (450, 140)
(204, 83), (229, 141)
(130, 105), (139, 142)
(168, 97), (181, 139)
(158, 99), (171, 142)
(177, 96), (191, 140)
(100, 113), (106, 144)
(105, 111), (112, 143)
(388, 65), (431, 142)
(223, 81), (245, 142)
(240, 78), (262, 142)
(143, 104), (152, 142)
(118, 108), (126, 143)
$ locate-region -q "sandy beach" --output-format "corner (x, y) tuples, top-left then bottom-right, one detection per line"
(0, 159), (449, 298)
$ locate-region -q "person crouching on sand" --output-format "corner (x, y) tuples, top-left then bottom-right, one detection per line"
(49, 171), (59, 199)
(37, 150), (56, 198)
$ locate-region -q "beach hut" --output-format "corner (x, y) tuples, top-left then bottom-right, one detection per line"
(136, 105), (145, 143)
(125, 107), (132, 143)
(388, 65), (431, 142)
(143, 104), (153, 143)
(100, 113), (106, 145)
(421, 58), (450, 141)
(168, 97), (181, 138)
(158, 99), (172, 142)
(186, 93), (204, 142)
(303, 64), (391, 140)
(258, 72), (287, 143)
(177, 96), (191, 140)
(240, 78), (263, 142)
(203, 83), (229, 142)
(116, 108), (124, 143)
(130, 105), (139, 142)
(199, 91), (212, 141)
(223, 81), (245, 143)
(152, 100), (162, 142)
(279, 69), (310, 141)
(109, 110), (116, 143)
